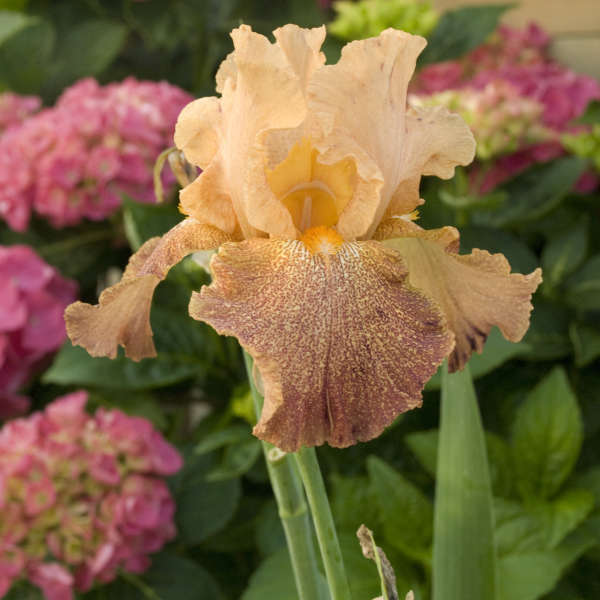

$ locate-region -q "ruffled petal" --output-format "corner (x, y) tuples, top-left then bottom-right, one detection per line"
(307, 29), (427, 238)
(384, 227), (542, 371)
(384, 105), (475, 219)
(65, 219), (234, 361)
(174, 97), (221, 169)
(179, 161), (238, 234)
(189, 238), (453, 451)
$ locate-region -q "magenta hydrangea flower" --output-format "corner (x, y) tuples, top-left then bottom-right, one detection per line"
(0, 93), (41, 134)
(0, 391), (182, 599)
(412, 23), (600, 190)
(0, 245), (78, 419)
(0, 78), (192, 231)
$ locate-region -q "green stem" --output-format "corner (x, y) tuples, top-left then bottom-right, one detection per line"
(295, 447), (352, 600)
(243, 352), (324, 600)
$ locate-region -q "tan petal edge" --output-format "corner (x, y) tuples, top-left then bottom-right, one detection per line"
(384, 234), (542, 371)
(65, 219), (234, 361)
(189, 238), (454, 451)
(373, 218), (460, 253)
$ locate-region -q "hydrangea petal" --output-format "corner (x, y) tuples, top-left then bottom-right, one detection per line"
(384, 228), (541, 371)
(189, 238), (453, 451)
(65, 219), (233, 361)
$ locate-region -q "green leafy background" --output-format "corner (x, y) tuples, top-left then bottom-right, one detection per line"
(1, 1), (600, 599)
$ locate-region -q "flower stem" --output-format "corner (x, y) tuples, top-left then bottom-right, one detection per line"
(295, 447), (352, 600)
(243, 352), (325, 600)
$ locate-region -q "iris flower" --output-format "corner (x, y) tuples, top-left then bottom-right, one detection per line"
(66, 25), (541, 452)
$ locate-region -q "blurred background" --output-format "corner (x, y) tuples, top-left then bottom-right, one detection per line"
(0, 1), (600, 599)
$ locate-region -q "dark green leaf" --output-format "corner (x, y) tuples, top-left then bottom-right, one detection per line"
(458, 225), (539, 274)
(0, 19), (55, 93)
(433, 364), (496, 600)
(195, 424), (253, 455)
(0, 9), (32, 45)
(569, 322), (600, 367)
(330, 473), (380, 532)
(172, 448), (241, 546)
(542, 219), (588, 289)
(511, 367), (582, 500)
(123, 198), (183, 251)
(575, 100), (600, 125)
(240, 547), (328, 600)
(367, 455), (433, 563)
(498, 536), (593, 600)
(472, 157), (588, 228)
(101, 552), (223, 600)
(427, 327), (530, 389)
(44, 306), (214, 390)
(521, 300), (572, 361)
(45, 19), (127, 93)
(565, 254), (600, 311)
(574, 468), (600, 508)
(420, 4), (512, 64)
(207, 438), (262, 481)
(405, 429), (513, 498)
(255, 500), (286, 556)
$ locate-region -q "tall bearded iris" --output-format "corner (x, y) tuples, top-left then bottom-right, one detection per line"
(66, 25), (541, 452)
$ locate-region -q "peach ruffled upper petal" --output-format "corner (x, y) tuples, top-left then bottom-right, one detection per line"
(65, 219), (235, 361)
(189, 238), (453, 451)
(176, 24), (326, 239)
(308, 29), (427, 239)
(383, 224), (542, 371)
(384, 105), (475, 220)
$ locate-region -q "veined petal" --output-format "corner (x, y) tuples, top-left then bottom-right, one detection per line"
(384, 227), (542, 371)
(65, 219), (234, 361)
(308, 29), (427, 239)
(273, 25), (326, 93)
(384, 105), (475, 219)
(189, 238), (453, 451)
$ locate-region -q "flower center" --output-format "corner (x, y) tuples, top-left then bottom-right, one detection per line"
(300, 226), (344, 255)
(267, 138), (356, 234)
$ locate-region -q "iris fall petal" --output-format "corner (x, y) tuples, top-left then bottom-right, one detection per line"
(189, 238), (454, 451)
(65, 219), (234, 361)
(384, 227), (542, 371)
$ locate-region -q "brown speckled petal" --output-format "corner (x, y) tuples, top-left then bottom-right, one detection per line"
(189, 239), (453, 451)
(65, 219), (234, 361)
(384, 230), (542, 371)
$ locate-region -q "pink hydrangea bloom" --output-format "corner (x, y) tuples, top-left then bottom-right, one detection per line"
(0, 93), (41, 134)
(0, 78), (192, 231)
(0, 391), (182, 599)
(0, 246), (78, 419)
(413, 23), (600, 190)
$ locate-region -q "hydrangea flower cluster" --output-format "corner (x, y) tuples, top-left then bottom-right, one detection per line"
(0, 246), (77, 419)
(0, 93), (41, 134)
(0, 77), (192, 231)
(0, 391), (182, 600)
(412, 23), (600, 191)
(410, 81), (547, 161)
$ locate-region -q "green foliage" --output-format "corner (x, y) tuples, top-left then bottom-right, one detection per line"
(170, 448), (241, 546)
(368, 455), (433, 562)
(472, 157), (588, 227)
(419, 4), (512, 64)
(511, 367), (583, 500)
(329, 0), (438, 41)
(433, 364), (497, 600)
